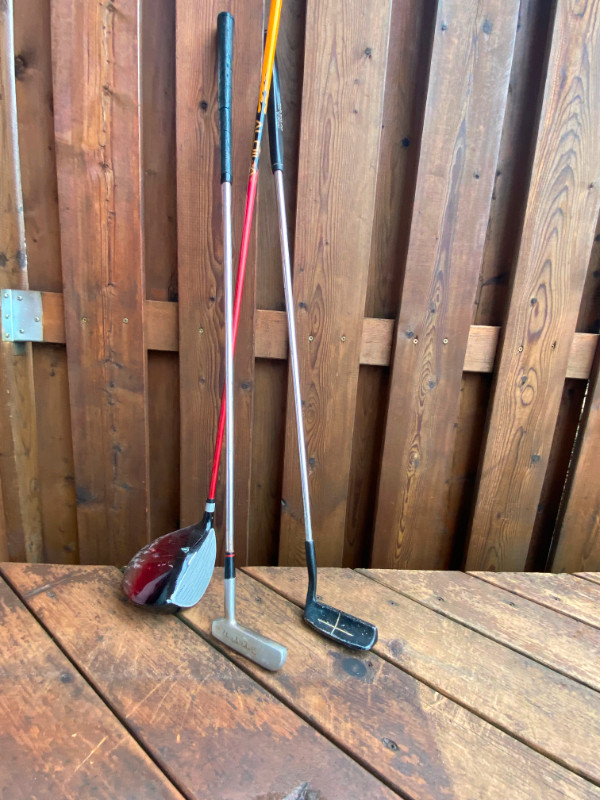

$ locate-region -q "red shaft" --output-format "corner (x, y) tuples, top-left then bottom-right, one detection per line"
(208, 171), (259, 499)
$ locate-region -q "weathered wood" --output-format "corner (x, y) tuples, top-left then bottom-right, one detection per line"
(365, 569), (600, 692)
(466, 0), (600, 571)
(3, 563), (396, 800)
(185, 568), (599, 800)
(471, 571), (600, 629)
(13, 0), (62, 292)
(32, 344), (78, 563)
(52, 0), (150, 565)
(147, 352), (180, 543)
(551, 340), (600, 572)
(32, 292), (600, 376)
(248, 565), (600, 784)
(0, 574), (182, 800)
(0, 0), (43, 563)
(176, 0), (262, 566)
(372, 0), (519, 569)
(142, 0), (177, 302)
(576, 573), (600, 586)
(278, 0), (392, 567)
(0, 477), (8, 561)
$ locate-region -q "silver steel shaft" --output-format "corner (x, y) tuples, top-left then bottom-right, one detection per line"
(222, 180), (235, 623)
(274, 170), (313, 543)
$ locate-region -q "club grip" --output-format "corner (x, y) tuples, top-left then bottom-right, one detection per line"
(217, 12), (234, 183)
(267, 57), (283, 173)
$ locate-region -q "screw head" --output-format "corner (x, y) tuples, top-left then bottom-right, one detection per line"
(518, 345), (523, 352)
(3, 292), (8, 298)
(81, 316), (88, 323)
(34, 316), (40, 322)
(199, 328), (204, 334)
(308, 335), (314, 342)
(123, 317), (129, 324)
(341, 335), (346, 342)
(443, 338), (448, 345)
(4, 332), (9, 338)
(17, 295), (22, 301)
(19, 329), (24, 334)
(4, 314), (8, 319)
(413, 338), (419, 345)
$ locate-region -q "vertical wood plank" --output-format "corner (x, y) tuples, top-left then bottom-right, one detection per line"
(344, 0), (435, 568)
(52, 0), (150, 565)
(371, 0), (519, 569)
(176, 0), (263, 565)
(466, 0), (600, 571)
(142, 0), (177, 302)
(0, 0), (43, 563)
(551, 340), (600, 571)
(278, 0), (392, 567)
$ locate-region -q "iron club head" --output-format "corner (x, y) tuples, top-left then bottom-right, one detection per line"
(212, 617), (287, 671)
(122, 505), (216, 612)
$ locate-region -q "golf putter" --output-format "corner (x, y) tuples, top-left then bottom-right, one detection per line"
(211, 18), (287, 671)
(267, 61), (377, 650)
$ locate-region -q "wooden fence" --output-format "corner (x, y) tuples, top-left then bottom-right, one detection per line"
(1, 0), (599, 571)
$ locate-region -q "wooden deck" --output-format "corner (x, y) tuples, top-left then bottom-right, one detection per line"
(2, 565), (600, 799)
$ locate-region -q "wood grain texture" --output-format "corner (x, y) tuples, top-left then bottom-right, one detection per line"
(33, 292), (600, 375)
(176, 0), (262, 567)
(576, 572), (600, 586)
(142, 0), (177, 302)
(52, 0), (150, 565)
(3, 563), (396, 800)
(185, 568), (600, 800)
(551, 340), (600, 571)
(278, 0), (392, 567)
(0, 574), (181, 800)
(466, 0), (600, 571)
(372, 0), (519, 569)
(366, 570), (600, 692)
(13, 0), (62, 292)
(32, 345), (78, 562)
(577, 214), (600, 334)
(248, 565), (600, 784)
(0, 0), (43, 563)
(471, 570), (600, 629)
(0, 476), (8, 561)
(148, 352), (180, 543)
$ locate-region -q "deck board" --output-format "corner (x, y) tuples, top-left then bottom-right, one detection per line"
(246, 566), (600, 784)
(0, 575), (181, 800)
(2, 563), (600, 799)
(363, 570), (600, 692)
(470, 571), (600, 629)
(185, 568), (600, 800)
(2, 563), (395, 800)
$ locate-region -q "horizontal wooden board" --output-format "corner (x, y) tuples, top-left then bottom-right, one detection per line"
(38, 293), (598, 378)
(471, 571), (600, 629)
(247, 565), (600, 784)
(364, 570), (600, 692)
(2, 562), (396, 800)
(576, 573), (600, 587)
(184, 568), (600, 800)
(0, 573), (181, 800)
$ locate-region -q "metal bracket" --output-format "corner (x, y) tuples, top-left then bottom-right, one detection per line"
(1, 289), (43, 342)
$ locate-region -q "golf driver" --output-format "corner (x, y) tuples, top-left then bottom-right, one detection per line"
(267, 61), (377, 650)
(211, 29), (287, 672)
(122, 0), (282, 611)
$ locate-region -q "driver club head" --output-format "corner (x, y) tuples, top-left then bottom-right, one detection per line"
(303, 597), (378, 651)
(122, 509), (216, 612)
(212, 617), (287, 671)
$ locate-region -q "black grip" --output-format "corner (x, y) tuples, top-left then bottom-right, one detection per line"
(267, 57), (283, 172)
(217, 12), (234, 183)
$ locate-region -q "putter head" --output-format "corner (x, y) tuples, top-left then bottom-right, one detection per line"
(212, 618), (287, 671)
(122, 511), (216, 611)
(304, 598), (378, 651)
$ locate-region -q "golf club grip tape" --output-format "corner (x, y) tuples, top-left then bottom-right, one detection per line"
(217, 12), (234, 183)
(267, 57), (283, 172)
(305, 540), (317, 601)
(224, 552), (235, 579)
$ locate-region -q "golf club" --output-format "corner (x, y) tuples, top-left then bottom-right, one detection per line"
(122, 0), (282, 611)
(267, 61), (378, 651)
(211, 28), (286, 672)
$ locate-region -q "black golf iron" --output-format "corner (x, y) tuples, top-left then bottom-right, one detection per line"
(267, 61), (378, 651)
